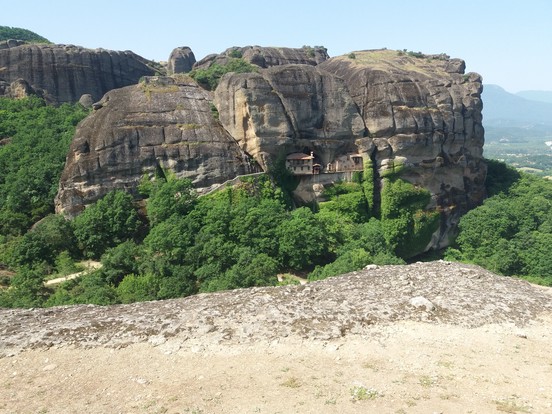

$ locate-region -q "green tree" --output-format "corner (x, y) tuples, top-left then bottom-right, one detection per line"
(7, 214), (77, 270)
(44, 272), (119, 307)
(308, 248), (372, 281)
(73, 190), (140, 259)
(0, 26), (50, 43)
(146, 177), (197, 227)
(0, 265), (49, 308)
(0, 97), (88, 235)
(98, 240), (142, 286)
(380, 177), (438, 257)
(189, 58), (258, 90)
(449, 169), (552, 284)
(277, 207), (328, 270)
(203, 247), (279, 292)
(116, 273), (159, 304)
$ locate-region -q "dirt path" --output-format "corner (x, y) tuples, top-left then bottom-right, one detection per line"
(44, 261), (102, 286)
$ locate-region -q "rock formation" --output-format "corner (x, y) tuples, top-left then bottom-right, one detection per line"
(0, 40), (159, 103)
(167, 46), (196, 74)
(1, 262), (551, 413)
(319, 50), (486, 244)
(0, 78), (41, 99)
(55, 47), (485, 253)
(1, 261), (550, 354)
(55, 76), (251, 217)
(214, 64), (366, 169)
(210, 50), (485, 250)
(193, 45), (329, 70)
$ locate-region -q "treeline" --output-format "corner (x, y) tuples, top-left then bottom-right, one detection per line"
(0, 26), (50, 43)
(0, 97), (89, 236)
(446, 160), (552, 285)
(1, 170), (422, 307)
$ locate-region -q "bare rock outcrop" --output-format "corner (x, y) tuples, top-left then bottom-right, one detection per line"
(55, 76), (251, 217)
(319, 50), (487, 239)
(194, 45), (329, 70)
(167, 46), (196, 74)
(0, 41), (158, 103)
(1, 261), (550, 356)
(214, 64), (366, 169)
(0, 78), (43, 99)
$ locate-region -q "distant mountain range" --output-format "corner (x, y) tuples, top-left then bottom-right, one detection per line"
(483, 84), (552, 127)
(516, 90), (552, 104)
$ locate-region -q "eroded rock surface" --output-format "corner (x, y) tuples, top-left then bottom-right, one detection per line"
(320, 50), (487, 242)
(214, 64), (366, 169)
(167, 46), (196, 74)
(1, 262), (550, 356)
(0, 78), (41, 99)
(54, 47), (485, 253)
(55, 76), (251, 217)
(0, 41), (158, 103)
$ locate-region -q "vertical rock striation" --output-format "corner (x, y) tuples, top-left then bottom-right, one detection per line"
(319, 50), (486, 245)
(0, 41), (158, 103)
(55, 46), (486, 253)
(214, 64), (366, 169)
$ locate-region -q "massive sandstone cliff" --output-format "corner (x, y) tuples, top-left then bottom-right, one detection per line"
(55, 76), (251, 217)
(55, 47), (486, 251)
(211, 49), (485, 248)
(0, 40), (158, 103)
(214, 64), (366, 169)
(319, 50), (486, 217)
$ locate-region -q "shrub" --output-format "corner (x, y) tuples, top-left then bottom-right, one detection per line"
(380, 177), (438, 257)
(116, 273), (159, 304)
(189, 58), (257, 90)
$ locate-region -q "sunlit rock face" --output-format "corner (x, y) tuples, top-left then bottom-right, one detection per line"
(0, 40), (157, 103)
(167, 46), (196, 74)
(214, 64), (367, 169)
(55, 76), (250, 217)
(319, 50), (486, 246)
(215, 50), (485, 250)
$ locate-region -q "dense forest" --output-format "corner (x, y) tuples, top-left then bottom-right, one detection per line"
(0, 96), (551, 308)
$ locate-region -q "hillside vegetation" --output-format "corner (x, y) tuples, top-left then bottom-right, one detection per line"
(0, 26), (50, 43)
(0, 96), (550, 308)
(0, 97), (88, 236)
(446, 160), (552, 285)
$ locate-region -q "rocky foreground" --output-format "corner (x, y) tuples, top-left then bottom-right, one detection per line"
(1, 261), (551, 413)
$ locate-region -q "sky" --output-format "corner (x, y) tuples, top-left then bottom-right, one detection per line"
(2, 0), (551, 93)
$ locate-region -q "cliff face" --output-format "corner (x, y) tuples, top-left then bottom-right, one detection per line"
(319, 50), (486, 237)
(214, 64), (366, 169)
(212, 50), (485, 249)
(0, 41), (158, 103)
(55, 76), (250, 217)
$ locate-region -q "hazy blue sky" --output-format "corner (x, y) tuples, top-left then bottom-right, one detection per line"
(2, 0), (551, 93)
